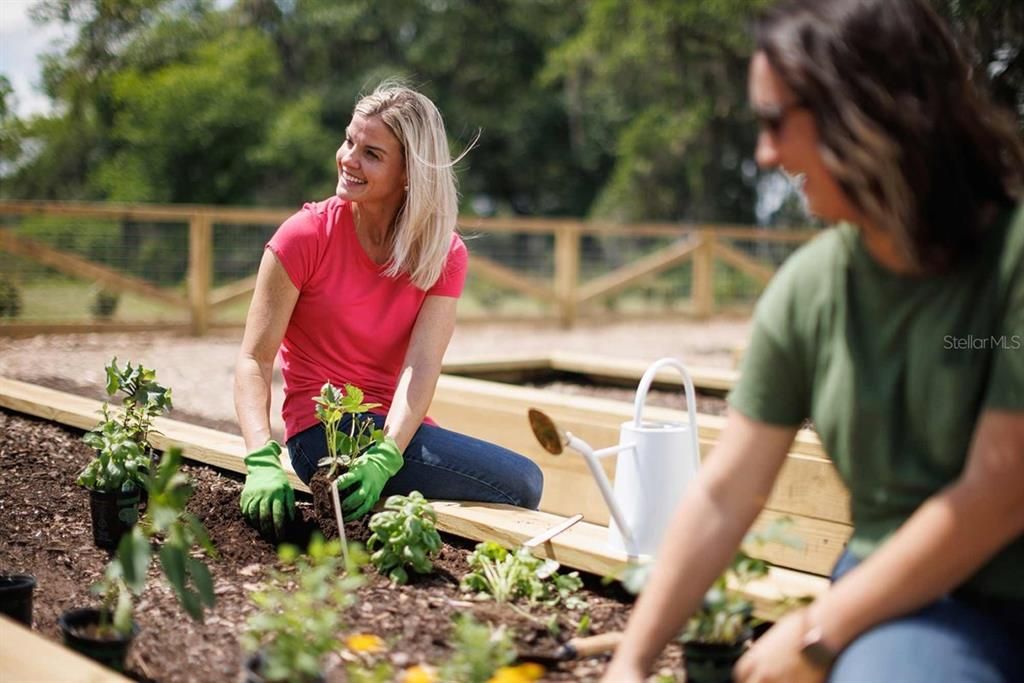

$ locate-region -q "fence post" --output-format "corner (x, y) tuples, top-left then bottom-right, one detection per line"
(188, 213), (213, 336)
(554, 224), (581, 328)
(691, 229), (715, 319)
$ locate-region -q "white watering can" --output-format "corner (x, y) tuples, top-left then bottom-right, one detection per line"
(528, 357), (701, 558)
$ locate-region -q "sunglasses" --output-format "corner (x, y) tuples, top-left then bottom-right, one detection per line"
(752, 101), (804, 135)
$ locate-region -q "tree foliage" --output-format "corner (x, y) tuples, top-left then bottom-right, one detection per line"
(1, 0), (1020, 223)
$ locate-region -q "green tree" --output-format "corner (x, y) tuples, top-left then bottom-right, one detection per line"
(544, 0), (770, 223)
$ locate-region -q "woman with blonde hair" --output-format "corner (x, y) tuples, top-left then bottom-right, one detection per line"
(604, 0), (1023, 681)
(234, 83), (543, 538)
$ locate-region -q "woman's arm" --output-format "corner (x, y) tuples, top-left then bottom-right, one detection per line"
(602, 410), (798, 681)
(383, 294), (458, 450)
(234, 249), (299, 451)
(735, 408), (1024, 683)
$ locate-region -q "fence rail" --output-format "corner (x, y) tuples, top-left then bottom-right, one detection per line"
(0, 200), (816, 336)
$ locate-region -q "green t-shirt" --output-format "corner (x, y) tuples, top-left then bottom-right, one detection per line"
(728, 204), (1024, 600)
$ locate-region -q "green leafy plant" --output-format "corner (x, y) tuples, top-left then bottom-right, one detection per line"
(242, 534), (367, 683)
(367, 491), (442, 584)
(438, 614), (517, 683)
(461, 541), (585, 608)
(91, 447), (217, 635)
(313, 382), (383, 478)
(77, 358), (173, 493)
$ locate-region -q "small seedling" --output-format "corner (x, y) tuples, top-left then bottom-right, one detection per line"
(461, 541), (585, 608)
(367, 491), (442, 584)
(313, 382), (383, 478)
(242, 535), (367, 682)
(78, 358), (172, 493)
(438, 614), (518, 683)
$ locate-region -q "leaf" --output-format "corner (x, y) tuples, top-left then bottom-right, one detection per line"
(159, 544), (187, 596)
(186, 556), (216, 610)
(117, 528), (151, 594)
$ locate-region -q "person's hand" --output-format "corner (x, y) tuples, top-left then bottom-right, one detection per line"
(335, 437), (403, 520)
(734, 610), (830, 683)
(240, 441), (295, 540)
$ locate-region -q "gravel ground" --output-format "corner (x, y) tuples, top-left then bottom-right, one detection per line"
(0, 316), (750, 441)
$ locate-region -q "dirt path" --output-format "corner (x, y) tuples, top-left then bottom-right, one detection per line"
(0, 316), (750, 441)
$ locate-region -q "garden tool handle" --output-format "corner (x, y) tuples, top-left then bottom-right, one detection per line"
(556, 631), (624, 660)
(632, 357), (701, 464)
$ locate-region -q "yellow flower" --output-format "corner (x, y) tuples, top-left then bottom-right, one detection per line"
(487, 663), (546, 683)
(402, 664), (439, 683)
(345, 633), (386, 653)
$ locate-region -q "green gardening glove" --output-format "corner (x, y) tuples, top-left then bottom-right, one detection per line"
(240, 441), (295, 540)
(336, 437), (404, 520)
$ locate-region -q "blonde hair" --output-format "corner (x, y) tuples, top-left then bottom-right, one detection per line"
(354, 82), (470, 290)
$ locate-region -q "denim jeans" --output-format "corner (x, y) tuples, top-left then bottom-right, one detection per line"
(828, 549), (1024, 683)
(286, 414), (544, 509)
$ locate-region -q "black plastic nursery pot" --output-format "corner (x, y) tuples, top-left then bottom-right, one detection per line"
(58, 607), (138, 672)
(243, 652), (325, 683)
(682, 636), (751, 683)
(88, 487), (141, 550)
(0, 573), (37, 627)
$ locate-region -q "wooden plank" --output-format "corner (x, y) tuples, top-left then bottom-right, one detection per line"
(0, 229), (189, 309)
(554, 226), (580, 327)
(575, 238), (700, 307)
(209, 274), (258, 310)
(713, 241), (775, 285)
(0, 615), (133, 682)
(0, 199), (290, 225)
(468, 254), (554, 302)
(0, 322), (193, 338)
(691, 230), (715, 319)
(429, 502), (830, 610)
(441, 354), (553, 377)
(546, 351), (738, 394)
(188, 215), (213, 336)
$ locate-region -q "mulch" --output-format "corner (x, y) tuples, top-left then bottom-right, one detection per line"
(0, 409), (685, 682)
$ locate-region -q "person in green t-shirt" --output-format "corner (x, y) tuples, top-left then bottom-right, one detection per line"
(603, 1), (1024, 682)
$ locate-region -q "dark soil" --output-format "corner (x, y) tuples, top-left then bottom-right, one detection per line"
(0, 409), (685, 682)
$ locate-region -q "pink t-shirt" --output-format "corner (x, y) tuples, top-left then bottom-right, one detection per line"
(267, 197), (468, 441)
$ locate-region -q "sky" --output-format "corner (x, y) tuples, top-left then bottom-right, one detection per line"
(0, 0), (69, 118)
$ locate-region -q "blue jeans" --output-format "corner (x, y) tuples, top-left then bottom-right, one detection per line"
(828, 550), (1024, 683)
(286, 414), (543, 509)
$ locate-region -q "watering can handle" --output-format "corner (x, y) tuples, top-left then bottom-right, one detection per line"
(632, 357), (701, 463)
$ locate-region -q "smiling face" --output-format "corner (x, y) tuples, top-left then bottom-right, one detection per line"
(335, 114), (407, 208)
(748, 51), (857, 224)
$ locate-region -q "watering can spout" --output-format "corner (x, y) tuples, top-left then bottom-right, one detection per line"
(527, 409), (641, 555)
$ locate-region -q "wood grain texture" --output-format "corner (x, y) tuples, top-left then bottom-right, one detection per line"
(0, 615), (132, 683)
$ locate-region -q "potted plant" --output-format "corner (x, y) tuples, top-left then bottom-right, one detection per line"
(677, 549), (767, 683)
(60, 446), (216, 672)
(241, 534), (366, 682)
(617, 521), (806, 683)
(307, 382), (384, 529)
(366, 491), (443, 584)
(77, 358), (172, 549)
(0, 573), (37, 627)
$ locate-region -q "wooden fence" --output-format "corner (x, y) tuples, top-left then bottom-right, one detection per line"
(0, 200), (815, 335)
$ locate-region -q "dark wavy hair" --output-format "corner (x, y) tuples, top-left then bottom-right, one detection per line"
(755, 0), (1024, 272)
